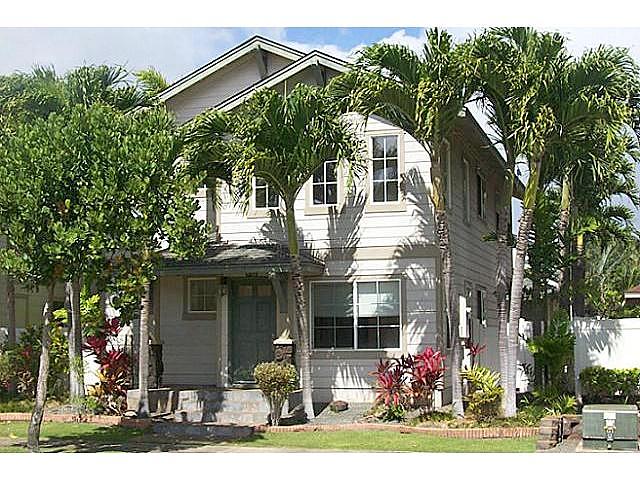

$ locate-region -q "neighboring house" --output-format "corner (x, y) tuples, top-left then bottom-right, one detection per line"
(146, 35), (514, 407)
(623, 284), (640, 307)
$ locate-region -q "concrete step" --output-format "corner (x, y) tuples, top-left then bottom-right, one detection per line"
(174, 410), (268, 425)
(153, 421), (255, 440)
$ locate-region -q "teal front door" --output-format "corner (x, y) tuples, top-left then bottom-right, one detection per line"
(229, 279), (277, 383)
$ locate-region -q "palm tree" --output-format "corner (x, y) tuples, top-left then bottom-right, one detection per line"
(331, 29), (474, 416)
(472, 28), (637, 415)
(188, 84), (362, 420)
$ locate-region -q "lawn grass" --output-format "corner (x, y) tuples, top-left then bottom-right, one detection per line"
(0, 421), (145, 453)
(232, 430), (537, 453)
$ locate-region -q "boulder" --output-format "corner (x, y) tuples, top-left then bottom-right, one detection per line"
(329, 400), (349, 412)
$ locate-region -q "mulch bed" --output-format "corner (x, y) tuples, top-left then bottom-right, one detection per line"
(257, 422), (538, 438)
(0, 412), (151, 429)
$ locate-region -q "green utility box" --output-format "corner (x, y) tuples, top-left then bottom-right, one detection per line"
(582, 404), (639, 451)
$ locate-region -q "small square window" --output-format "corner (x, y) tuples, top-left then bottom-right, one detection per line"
(188, 278), (218, 314)
(254, 178), (279, 209)
(312, 160), (338, 206)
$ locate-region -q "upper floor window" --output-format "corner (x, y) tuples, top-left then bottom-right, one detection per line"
(312, 160), (338, 205)
(462, 158), (470, 223)
(441, 140), (452, 209)
(476, 172), (487, 219)
(476, 288), (486, 327)
(372, 135), (399, 203)
(254, 177), (279, 209)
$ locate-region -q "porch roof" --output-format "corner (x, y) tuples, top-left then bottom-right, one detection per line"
(158, 242), (325, 276)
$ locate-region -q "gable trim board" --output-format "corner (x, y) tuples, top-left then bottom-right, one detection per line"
(158, 35), (305, 102)
(217, 50), (349, 111)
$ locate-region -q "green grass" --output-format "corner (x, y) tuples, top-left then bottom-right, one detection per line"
(0, 421), (145, 453)
(232, 430), (537, 453)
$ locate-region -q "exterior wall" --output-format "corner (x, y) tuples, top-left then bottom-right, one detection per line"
(166, 51), (294, 125)
(154, 275), (221, 386)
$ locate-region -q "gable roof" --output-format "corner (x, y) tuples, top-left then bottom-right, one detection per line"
(157, 35), (305, 102)
(217, 49), (349, 111)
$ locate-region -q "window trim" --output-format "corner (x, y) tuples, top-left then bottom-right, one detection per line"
(365, 131), (406, 213)
(304, 159), (344, 215)
(184, 277), (219, 319)
(310, 278), (403, 352)
(476, 287), (487, 327)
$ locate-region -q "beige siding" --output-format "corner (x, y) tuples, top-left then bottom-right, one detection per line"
(157, 276), (220, 386)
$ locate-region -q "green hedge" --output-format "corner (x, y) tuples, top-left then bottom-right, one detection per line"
(579, 366), (640, 404)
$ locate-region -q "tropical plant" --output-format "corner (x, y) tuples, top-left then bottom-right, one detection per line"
(187, 84), (363, 420)
(461, 365), (503, 421)
(371, 347), (446, 419)
(579, 366), (640, 404)
(254, 362), (299, 426)
(332, 28), (476, 417)
(526, 309), (575, 391)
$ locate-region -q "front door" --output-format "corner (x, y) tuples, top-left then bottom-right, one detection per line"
(229, 279), (277, 384)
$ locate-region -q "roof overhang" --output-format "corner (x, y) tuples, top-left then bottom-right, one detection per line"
(157, 36), (305, 102)
(158, 242), (325, 276)
(217, 50), (349, 111)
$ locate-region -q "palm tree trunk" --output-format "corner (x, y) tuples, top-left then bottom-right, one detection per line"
(505, 159), (542, 417)
(137, 282), (151, 418)
(67, 277), (84, 408)
(285, 205), (314, 420)
(429, 153), (463, 417)
(572, 234), (586, 317)
(6, 276), (16, 395)
(557, 176), (571, 306)
(495, 177), (512, 413)
(27, 283), (55, 452)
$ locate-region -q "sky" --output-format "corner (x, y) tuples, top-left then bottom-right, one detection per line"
(1, 26), (640, 227)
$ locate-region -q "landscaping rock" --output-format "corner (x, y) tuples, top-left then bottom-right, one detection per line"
(329, 400), (349, 413)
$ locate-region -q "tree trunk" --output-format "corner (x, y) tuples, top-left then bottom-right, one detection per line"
(27, 283), (55, 452)
(505, 159), (542, 417)
(67, 277), (84, 408)
(6, 276), (16, 395)
(429, 148), (463, 418)
(137, 282), (151, 418)
(572, 234), (586, 317)
(285, 205), (314, 420)
(495, 176), (512, 414)
(558, 175), (571, 291)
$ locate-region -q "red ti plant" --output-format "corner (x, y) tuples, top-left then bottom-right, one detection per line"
(83, 318), (131, 414)
(467, 342), (486, 368)
(370, 347), (446, 416)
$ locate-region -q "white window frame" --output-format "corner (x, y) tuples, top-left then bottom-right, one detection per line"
(476, 170), (487, 220)
(187, 277), (218, 314)
(370, 135), (401, 204)
(462, 158), (470, 223)
(476, 287), (486, 327)
(311, 160), (339, 206)
(310, 278), (402, 351)
(253, 177), (280, 210)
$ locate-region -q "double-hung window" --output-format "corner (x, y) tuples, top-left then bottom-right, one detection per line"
(188, 278), (217, 314)
(254, 178), (279, 209)
(476, 172), (487, 219)
(476, 288), (486, 327)
(462, 158), (470, 223)
(312, 160), (338, 205)
(372, 136), (399, 203)
(312, 280), (401, 350)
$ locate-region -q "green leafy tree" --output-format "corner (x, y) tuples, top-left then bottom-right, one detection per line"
(331, 29), (475, 417)
(0, 102), (206, 448)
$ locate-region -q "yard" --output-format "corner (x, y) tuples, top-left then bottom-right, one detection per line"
(0, 421), (536, 453)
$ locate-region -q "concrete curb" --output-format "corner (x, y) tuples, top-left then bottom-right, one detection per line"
(0, 412), (151, 429)
(258, 423), (538, 438)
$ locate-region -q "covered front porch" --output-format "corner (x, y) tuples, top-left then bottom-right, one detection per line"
(147, 242), (324, 389)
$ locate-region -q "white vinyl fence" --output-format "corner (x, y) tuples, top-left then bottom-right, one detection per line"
(573, 316), (640, 398)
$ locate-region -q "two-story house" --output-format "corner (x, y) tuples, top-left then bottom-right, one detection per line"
(143, 35), (513, 410)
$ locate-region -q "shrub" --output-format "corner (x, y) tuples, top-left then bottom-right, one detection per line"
(84, 317), (131, 414)
(521, 387), (577, 416)
(370, 347), (445, 421)
(579, 366), (640, 404)
(527, 310), (575, 390)
(254, 362), (298, 426)
(461, 365), (503, 421)
(0, 350), (12, 393)
(3, 322), (69, 398)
